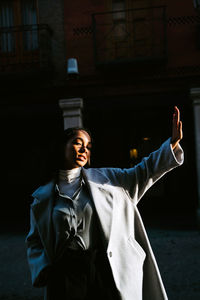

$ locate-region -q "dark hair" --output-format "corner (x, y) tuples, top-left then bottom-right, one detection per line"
(61, 127), (92, 147)
(39, 127), (92, 185)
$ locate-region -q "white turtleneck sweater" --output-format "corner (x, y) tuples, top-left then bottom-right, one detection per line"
(52, 167), (99, 259)
(57, 168), (82, 198)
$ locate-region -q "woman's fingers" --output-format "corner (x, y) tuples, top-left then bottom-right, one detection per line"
(179, 120), (183, 140)
(175, 106), (180, 123)
(171, 106), (183, 149)
(173, 106), (179, 125)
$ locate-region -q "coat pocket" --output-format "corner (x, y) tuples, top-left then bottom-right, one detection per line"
(128, 235), (146, 261)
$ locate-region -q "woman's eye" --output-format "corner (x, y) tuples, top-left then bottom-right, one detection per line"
(73, 140), (82, 145)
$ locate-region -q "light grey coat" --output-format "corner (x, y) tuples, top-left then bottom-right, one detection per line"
(25, 138), (184, 300)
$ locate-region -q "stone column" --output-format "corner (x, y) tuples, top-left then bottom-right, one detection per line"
(190, 88), (200, 228)
(58, 98), (83, 129)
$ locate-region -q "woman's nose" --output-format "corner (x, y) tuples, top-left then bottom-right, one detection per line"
(79, 146), (87, 153)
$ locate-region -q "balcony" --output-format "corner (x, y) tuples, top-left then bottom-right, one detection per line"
(92, 6), (167, 67)
(0, 24), (52, 75)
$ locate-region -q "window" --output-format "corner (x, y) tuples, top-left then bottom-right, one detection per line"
(21, 0), (38, 50)
(112, 0), (126, 39)
(194, 0), (200, 8)
(0, 1), (15, 52)
(95, 0), (165, 63)
(0, 0), (38, 54)
(112, 0), (126, 21)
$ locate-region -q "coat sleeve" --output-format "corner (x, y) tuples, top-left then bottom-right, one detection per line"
(103, 138), (184, 204)
(25, 200), (51, 287)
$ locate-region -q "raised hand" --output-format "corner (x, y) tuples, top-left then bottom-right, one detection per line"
(171, 106), (183, 150)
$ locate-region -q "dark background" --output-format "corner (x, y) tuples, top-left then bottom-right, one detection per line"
(0, 0), (200, 299)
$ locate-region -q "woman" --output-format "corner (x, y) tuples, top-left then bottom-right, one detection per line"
(26, 106), (183, 300)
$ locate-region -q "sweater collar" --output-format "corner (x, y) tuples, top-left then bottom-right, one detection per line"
(58, 167), (81, 183)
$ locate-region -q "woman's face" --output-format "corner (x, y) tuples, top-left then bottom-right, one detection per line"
(63, 130), (92, 169)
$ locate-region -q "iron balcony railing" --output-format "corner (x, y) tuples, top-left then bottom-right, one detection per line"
(92, 6), (167, 66)
(0, 24), (52, 72)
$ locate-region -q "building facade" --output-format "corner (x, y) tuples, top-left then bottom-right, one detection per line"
(1, 0), (200, 229)
(63, 0), (200, 228)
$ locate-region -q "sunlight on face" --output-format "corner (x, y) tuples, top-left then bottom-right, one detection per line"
(63, 130), (92, 169)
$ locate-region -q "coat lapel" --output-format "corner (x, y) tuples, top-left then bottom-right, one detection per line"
(82, 168), (114, 244)
(31, 181), (55, 261)
(30, 168), (114, 258)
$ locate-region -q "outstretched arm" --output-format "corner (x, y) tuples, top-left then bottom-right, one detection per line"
(171, 106), (183, 150)
(101, 106), (184, 203)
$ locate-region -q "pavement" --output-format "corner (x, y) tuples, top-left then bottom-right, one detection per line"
(0, 228), (200, 300)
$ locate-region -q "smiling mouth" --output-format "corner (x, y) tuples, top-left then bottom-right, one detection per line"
(77, 155), (86, 161)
